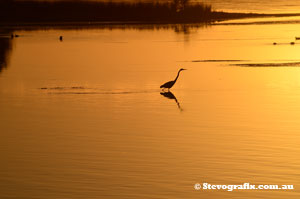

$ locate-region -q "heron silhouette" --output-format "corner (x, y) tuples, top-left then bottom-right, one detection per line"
(160, 68), (186, 90)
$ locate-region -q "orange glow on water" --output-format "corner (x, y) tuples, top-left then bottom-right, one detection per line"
(1, 16), (300, 199)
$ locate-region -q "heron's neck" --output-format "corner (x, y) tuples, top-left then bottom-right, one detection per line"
(174, 70), (181, 82)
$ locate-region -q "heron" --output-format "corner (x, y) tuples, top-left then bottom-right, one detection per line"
(160, 68), (186, 90)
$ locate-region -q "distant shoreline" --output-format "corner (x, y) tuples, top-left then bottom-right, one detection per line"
(2, 13), (300, 30)
(1, 1), (300, 26)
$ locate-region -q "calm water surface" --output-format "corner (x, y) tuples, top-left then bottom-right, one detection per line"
(205, 0), (300, 13)
(0, 17), (300, 198)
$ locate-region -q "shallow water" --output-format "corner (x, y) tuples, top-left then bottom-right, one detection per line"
(1, 17), (300, 198)
(205, 0), (300, 13)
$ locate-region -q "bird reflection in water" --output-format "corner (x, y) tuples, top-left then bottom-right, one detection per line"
(160, 91), (183, 111)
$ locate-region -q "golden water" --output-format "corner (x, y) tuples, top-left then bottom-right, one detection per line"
(0, 18), (300, 198)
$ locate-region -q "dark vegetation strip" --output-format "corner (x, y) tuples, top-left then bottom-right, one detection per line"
(192, 59), (247, 62)
(231, 62), (300, 67)
(0, 0), (273, 24)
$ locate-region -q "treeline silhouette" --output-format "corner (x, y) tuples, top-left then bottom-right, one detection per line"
(0, 0), (262, 23)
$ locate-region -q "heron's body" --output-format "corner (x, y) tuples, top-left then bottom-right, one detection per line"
(160, 68), (186, 90)
(160, 80), (176, 89)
